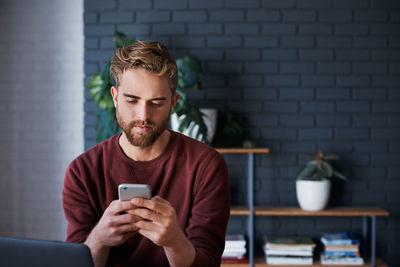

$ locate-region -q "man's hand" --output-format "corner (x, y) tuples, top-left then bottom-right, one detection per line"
(130, 196), (196, 267)
(85, 200), (141, 267)
(129, 196), (180, 246)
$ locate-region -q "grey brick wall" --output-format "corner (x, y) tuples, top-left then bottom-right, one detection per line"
(0, 0), (84, 240)
(84, 0), (400, 265)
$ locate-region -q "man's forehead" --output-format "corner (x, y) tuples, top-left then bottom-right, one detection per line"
(116, 68), (174, 99)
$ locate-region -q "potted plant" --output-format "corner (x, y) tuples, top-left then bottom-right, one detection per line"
(212, 112), (245, 147)
(88, 29), (209, 143)
(295, 149), (348, 211)
(169, 55), (215, 144)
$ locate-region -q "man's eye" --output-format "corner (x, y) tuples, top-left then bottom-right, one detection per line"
(127, 100), (137, 103)
(151, 102), (163, 107)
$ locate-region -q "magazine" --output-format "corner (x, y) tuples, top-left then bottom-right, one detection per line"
(264, 236), (316, 249)
(321, 232), (360, 246)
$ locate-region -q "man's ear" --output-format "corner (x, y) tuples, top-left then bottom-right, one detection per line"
(171, 92), (180, 111)
(111, 86), (118, 107)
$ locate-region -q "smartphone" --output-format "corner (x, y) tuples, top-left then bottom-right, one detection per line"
(118, 184), (152, 201)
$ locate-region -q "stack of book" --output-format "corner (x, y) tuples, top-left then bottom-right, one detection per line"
(320, 232), (364, 265)
(221, 234), (248, 264)
(263, 236), (316, 265)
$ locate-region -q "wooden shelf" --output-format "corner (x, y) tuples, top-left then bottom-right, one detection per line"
(216, 148), (270, 154)
(254, 206), (389, 217)
(221, 257), (388, 267)
(230, 206), (250, 215)
(230, 206), (389, 217)
(221, 262), (250, 267)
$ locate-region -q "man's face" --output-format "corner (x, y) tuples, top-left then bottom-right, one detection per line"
(111, 68), (178, 147)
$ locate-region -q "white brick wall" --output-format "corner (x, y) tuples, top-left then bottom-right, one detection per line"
(0, 0), (84, 240)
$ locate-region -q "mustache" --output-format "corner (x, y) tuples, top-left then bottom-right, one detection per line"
(129, 120), (155, 128)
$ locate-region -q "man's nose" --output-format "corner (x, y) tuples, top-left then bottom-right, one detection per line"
(136, 102), (150, 121)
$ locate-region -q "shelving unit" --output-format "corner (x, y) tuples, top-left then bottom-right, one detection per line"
(217, 148), (270, 267)
(254, 206), (389, 267)
(217, 148), (389, 267)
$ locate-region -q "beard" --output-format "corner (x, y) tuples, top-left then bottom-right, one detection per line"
(116, 109), (171, 147)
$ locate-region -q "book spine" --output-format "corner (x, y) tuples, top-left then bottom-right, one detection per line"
(323, 251), (360, 257)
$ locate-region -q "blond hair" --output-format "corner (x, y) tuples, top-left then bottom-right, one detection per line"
(110, 41), (178, 93)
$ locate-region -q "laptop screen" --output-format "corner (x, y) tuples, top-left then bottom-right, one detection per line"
(0, 236), (93, 267)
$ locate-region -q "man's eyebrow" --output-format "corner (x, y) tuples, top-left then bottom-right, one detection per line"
(122, 93), (168, 101)
(123, 93), (139, 99)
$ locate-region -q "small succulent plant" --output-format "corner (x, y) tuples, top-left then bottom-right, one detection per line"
(296, 149), (348, 181)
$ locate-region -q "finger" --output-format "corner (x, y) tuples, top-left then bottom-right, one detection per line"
(151, 196), (175, 214)
(152, 195), (169, 204)
(131, 197), (170, 215)
(129, 207), (163, 223)
(108, 200), (137, 215)
(150, 197), (177, 220)
(135, 219), (159, 233)
(125, 211), (142, 222)
(110, 213), (141, 227)
(115, 222), (139, 234)
(109, 228), (138, 245)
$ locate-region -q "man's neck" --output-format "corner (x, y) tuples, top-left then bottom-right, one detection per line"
(119, 130), (171, 161)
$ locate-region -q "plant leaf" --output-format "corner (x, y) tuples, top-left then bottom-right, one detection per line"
(95, 108), (119, 142)
(176, 55), (202, 90)
(296, 162), (317, 180)
(332, 170), (348, 181)
(324, 153), (340, 160)
(174, 104), (208, 143)
(321, 161), (333, 177)
(223, 112), (244, 135)
(113, 28), (135, 48)
(312, 169), (326, 180)
(89, 62), (114, 110)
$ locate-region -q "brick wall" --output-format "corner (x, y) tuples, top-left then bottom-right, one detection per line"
(84, 0), (400, 265)
(0, 0), (84, 240)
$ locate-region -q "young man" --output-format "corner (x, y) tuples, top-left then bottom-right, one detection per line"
(62, 41), (230, 267)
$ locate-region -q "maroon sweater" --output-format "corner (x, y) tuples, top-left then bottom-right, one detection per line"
(62, 131), (230, 267)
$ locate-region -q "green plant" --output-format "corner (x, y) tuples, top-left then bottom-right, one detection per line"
(88, 29), (207, 143)
(223, 112), (243, 136)
(88, 29), (134, 142)
(296, 149), (348, 181)
(173, 56), (208, 143)
(212, 112), (245, 147)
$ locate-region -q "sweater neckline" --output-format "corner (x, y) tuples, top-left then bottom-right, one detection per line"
(115, 130), (176, 166)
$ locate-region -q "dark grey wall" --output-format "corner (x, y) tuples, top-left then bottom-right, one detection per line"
(84, 0), (400, 265)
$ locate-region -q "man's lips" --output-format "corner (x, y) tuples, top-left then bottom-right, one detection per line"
(134, 125), (152, 133)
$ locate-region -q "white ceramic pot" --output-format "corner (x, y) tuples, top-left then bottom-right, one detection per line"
(170, 108), (217, 144)
(296, 179), (331, 211)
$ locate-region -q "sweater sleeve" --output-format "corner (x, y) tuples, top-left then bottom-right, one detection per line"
(187, 152), (231, 267)
(62, 159), (99, 243)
